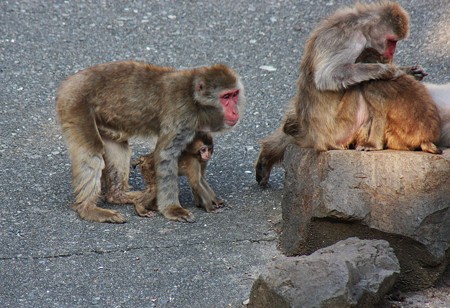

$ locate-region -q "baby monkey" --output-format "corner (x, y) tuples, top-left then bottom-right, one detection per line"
(128, 132), (223, 217)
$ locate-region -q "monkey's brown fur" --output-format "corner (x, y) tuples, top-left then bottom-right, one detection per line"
(56, 61), (245, 223)
(255, 2), (423, 185)
(345, 48), (441, 153)
(128, 132), (223, 217)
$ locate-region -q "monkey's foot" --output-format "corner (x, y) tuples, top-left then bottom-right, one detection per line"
(135, 207), (157, 218)
(134, 202), (158, 218)
(421, 142), (442, 154)
(73, 204), (126, 223)
(355, 145), (382, 151)
(161, 205), (196, 223)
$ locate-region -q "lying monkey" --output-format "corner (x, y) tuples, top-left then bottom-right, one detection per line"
(127, 132), (224, 217)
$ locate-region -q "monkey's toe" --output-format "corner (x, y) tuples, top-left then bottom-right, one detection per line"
(135, 206), (157, 218)
(176, 213), (196, 223)
(210, 207), (226, 213)
(420, 142), (442, 154)
(355, 145), (381, 152)
(142, 211), (157, 218)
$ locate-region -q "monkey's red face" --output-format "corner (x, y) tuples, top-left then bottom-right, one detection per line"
(199, 145), (212, 161)
(220, 89), (240, 126)
(383, 35), (398, 61)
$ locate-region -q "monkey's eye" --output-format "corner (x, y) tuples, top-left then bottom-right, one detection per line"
(222, 94), (230, 99)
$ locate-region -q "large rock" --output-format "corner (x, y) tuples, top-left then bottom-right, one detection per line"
(281, 146), (450, 291)
(248, 238), (400, 308)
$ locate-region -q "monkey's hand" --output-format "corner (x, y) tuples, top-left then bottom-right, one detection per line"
(203, 197), (225, 213)
(399, 65), (428, 81)
(193, 191), (225, 212)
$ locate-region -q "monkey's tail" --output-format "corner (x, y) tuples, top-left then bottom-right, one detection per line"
(255, 126), (294, 186)
(57, 101), (106, 208)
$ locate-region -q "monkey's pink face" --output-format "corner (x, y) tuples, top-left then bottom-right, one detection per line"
(199, 145), (212, 161)
(383, 35), (398, 61)
(220, 89), (240, 127)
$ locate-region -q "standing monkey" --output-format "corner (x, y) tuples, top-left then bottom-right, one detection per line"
(256, 1), (425, 185)
(56, 61), (245, 223)
(128, 132), (222, 218)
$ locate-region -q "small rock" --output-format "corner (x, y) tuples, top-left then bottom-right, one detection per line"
(248, 238), (399, 308)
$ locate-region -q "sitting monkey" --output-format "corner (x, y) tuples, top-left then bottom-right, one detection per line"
(346, 47), (441, 153)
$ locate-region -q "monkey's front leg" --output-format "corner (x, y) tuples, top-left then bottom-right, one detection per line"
(190, 176), (224, 212)
(203, 178), (224, 212)
(155, 133), (196, 223)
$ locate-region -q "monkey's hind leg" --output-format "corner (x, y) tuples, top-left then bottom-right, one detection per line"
(102, 137), (134, 204)
(63, 125), (126, 223)
(126, 190), (158, 218)
(126, 153), (158, 217)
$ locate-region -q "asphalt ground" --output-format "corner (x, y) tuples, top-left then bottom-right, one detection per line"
(1, 1), (449, 307)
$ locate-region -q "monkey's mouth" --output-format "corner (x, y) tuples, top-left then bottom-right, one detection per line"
(225, 119), (238, 126)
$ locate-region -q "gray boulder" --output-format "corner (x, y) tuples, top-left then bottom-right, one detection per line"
(248, 238), (399, 308)
(281, 146), (450, 291)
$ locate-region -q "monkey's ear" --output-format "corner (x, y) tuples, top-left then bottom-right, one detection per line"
(194, 78), (205, 93)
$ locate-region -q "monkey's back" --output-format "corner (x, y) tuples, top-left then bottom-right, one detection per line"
(56, 61), (176, 137)
(364, 75), (441, 147)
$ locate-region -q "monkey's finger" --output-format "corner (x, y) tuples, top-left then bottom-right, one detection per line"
(210, 207), (226, 213)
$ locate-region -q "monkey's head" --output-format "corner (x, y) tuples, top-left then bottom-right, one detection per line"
(193, 64), (246, 131)
(358, 2), (410, 62)
(185, 131), (214, 162)
(198, 145), (213, 161)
